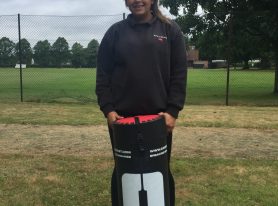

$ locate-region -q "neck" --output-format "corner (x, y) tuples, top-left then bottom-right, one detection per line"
(133, 12), (153, 23)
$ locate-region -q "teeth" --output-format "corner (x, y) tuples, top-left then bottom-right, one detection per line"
(133, 4), (144, 7)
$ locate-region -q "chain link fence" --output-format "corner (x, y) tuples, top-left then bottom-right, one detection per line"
(0, 14), (277, 106)
(0, 14), (123, 103)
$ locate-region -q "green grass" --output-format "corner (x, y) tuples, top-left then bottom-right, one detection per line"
(0, 154), (112, 206)
(0, 68), (277, 105)
(173, 158), (278, 205)
(0, 155), (277, 206)
(1, 103), (278, 129)
(187, 69), (277, 105)
(0, 103), (277, 204)
(0, 68), (278, 206)
(0, 68), (97, 103)
(0, 102), (105, 125)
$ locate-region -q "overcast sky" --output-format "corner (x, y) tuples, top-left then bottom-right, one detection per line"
(0, 0), (175, 47)
(0, 0), (174, 17)
(0, 0), (129, 15)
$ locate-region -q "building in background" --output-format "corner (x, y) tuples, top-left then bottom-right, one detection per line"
(186, 45), (208, 68)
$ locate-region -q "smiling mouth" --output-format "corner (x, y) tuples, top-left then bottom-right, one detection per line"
(132, 4), (145, 9)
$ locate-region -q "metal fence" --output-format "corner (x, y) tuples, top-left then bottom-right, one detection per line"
(0, 14), (277, 106)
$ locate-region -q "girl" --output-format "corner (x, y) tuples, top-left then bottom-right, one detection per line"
(96, 0), (187, 205)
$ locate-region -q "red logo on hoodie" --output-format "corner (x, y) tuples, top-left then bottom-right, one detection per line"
(154, 34), (167, 43)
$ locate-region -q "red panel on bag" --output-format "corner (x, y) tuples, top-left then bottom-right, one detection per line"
(116, 114), (160, 125)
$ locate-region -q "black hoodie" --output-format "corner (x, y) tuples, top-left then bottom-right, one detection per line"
(96, 14), (187, 118)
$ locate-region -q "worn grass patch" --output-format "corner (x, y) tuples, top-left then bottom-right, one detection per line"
(0, 124), (277, 159)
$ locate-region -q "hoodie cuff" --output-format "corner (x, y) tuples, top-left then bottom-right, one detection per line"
(166, 106), (180, 119)
(101, 104), (115, 117)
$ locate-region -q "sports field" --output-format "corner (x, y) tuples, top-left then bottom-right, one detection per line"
(0, 68), (278, 205)
(0, 68), (277, 106)
(0, 102), (278, 205)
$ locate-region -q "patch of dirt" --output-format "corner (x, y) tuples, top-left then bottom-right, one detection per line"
(173, 127), (278, 159)
(0, 124), (277, 159)
(43, 175), (61, 183)
(0, 124), (112, 157)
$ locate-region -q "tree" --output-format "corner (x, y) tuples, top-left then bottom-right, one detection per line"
(33, 40), (51, 67)
(163, 0), (260, 62)
(247, 0), (278, 93)
(15, 38), (33, 66)
(0, 37), (16, 67)
(189, 21), (226, 61)
(175, 14), (224, 61)
(71, 42), (86, 68)
(161, 0), (278, 93)
(51, 37), (70, 67)
(86, 39), (99, 68)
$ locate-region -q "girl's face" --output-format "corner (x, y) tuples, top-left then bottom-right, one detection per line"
(126, 0), (154, 21)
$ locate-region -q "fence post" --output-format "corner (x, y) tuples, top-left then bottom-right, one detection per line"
(18, 13), (23, 102)
(123, 13), (126, 20)
(274, 52), (278, 94)
(226, 61), (230, 106)
(226, 14), (233, 106)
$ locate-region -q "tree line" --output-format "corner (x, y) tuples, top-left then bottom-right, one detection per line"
(161, 0), (278, 93)
(0, 37), (99, 68)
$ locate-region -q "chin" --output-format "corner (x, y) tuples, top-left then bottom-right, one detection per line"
(133, 12), (147, 18)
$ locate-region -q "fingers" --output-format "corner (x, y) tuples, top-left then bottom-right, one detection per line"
(108, 112), (176, 132)
(107, 111), (124, 127)
(115, 114), (124, 120)
(158, 112), (176, 132)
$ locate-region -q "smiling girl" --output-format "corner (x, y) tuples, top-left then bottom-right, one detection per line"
(96, 0), (187, 205)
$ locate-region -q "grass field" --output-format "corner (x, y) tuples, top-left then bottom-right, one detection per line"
(1, 102), (278, 129)
(0, 67), (277, 205)
(0, 68), (277, 105)
(0, 68), (96, 103)
(0, 103), (278, 205)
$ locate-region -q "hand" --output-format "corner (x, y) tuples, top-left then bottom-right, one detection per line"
(158, 112), (176, 133)
(107, 111), (124, 127)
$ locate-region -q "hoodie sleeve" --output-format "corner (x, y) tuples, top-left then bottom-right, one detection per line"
(166, 21), (187, 118)
(95, 25), (116, 117)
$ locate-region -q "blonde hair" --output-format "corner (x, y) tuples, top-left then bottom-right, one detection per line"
(125, 0), (171, 24)
(151, 0), (171, 24)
